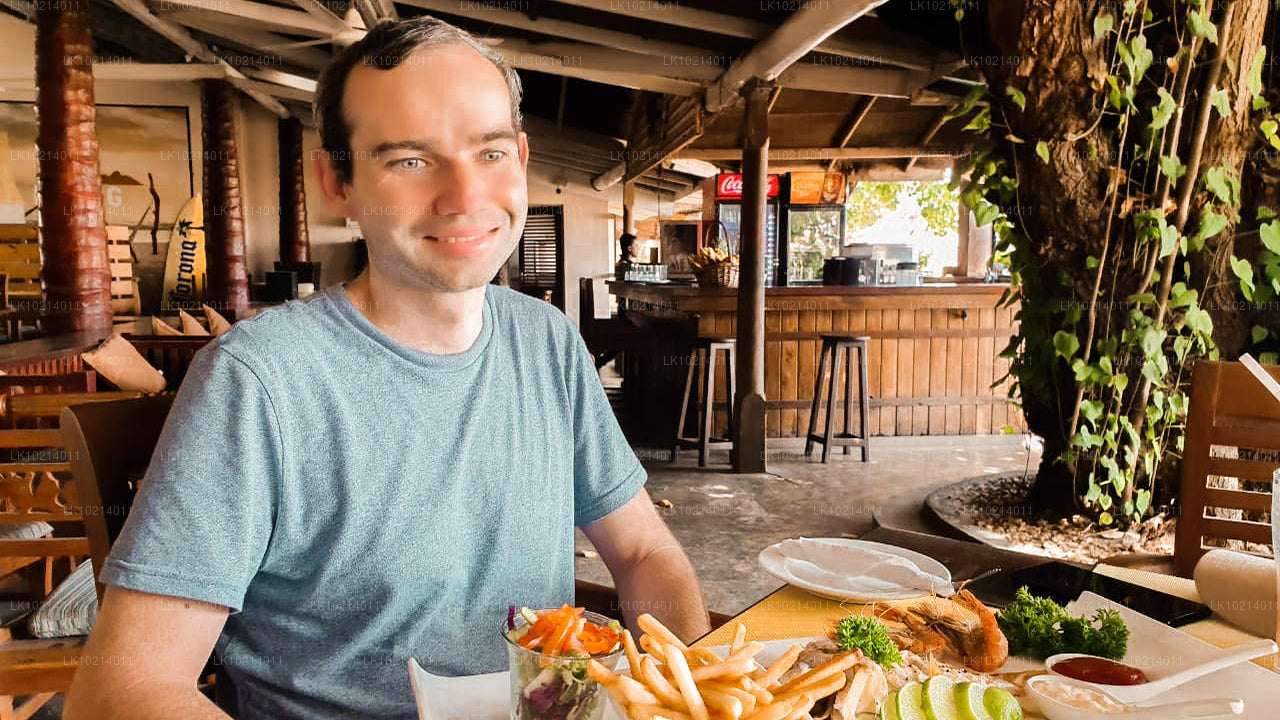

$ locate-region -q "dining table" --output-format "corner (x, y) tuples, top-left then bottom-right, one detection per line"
(692, 526), (1280, 675)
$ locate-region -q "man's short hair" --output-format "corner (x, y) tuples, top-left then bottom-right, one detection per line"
(313, 16), (524, 183)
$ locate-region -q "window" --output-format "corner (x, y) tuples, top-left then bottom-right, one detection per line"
(518, 206), (565, 309)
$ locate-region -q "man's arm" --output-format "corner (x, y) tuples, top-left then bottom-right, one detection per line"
(581, 489), (710, 643)
(63, 586), (232, 720)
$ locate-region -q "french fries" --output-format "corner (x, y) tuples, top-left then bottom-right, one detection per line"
(592, 614), (854, 720)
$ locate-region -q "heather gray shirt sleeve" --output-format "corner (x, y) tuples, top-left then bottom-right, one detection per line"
(100, 344), (281, 612)
(569, 332), (646, 527)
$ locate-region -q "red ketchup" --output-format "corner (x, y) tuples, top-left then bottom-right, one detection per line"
(1052, 656), (1150, 686)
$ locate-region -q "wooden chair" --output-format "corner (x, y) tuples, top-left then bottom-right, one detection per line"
(0, 391), (144, 430)
(1173, 360), (1280, 577)
(0, 426), (89, 720)
(121, 334), (215, 387)
(578, 277), (648, 369)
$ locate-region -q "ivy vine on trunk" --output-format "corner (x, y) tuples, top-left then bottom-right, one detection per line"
(946, 0), (1272, 524)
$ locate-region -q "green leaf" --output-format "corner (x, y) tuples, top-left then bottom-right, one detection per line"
(1258, 206), (1277, 221)
(1005, 86), (1027, 110)
(1112, 373), (1129, 393)
(974, 200), (1001, 227)
(954, 7), (964, 21)
(1080, 399), (1104, 425)
(1191, 211), (1228, 248)
(1262, 352), (1280, 365)
(1188, 10), (1218, 44)
(1086, 255), (1100, 269)
(1054, 330), (1081, 361)
(1149, 88), (1176, 131)
(1094, 13), (1114, 39)
(964, 107), (990, 133)
(1129, 292), (1157, 306)
(1159, 156), (1186, 182)
(1159, 222), (1180, 259)
(1210, 87), (1231, 118)
(1252, 326), (1270, 344)
(1099, 493), (1113, 510)
(946, 84), (987, 120)
(1256, 96), (1272, 112)
(1099, 511), (1114, 526)
(1248, 47), (1267, 98)
(1170, 282), (1198, 309)
(1232, 255), (1257, 299)
(1206, 166), (1237, 205)
(1136, 489), (1151, 515)
(1141, 327), (1166, 358)
(1186, 306), (1214, 335)
(1260, 221), (1280, 254)
(1035, 140), (1050, 164)
(1129, 35), (1153, 83)
(1123, 0), (1136, 15)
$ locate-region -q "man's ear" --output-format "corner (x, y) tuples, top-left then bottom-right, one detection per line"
(518, 131), (529, 170)
(313, 150), (355, 218)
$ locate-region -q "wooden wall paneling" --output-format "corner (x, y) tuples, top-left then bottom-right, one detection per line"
(913, 308), (931, 435)
(865, 310), (882, 436)
(945, 309), (963, 433)
(780, 310), (799, 437)
(929, 308), (948, 435)
(977, 307), (996, 434)
(766, 310), (781, 437)
(879, 309), (898, 435)
(896, 308), (914, 434)
(961, 308), (979, 434)
(797, 309), (818, 439)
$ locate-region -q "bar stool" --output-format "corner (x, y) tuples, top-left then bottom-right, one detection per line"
(805, 335), (871, 463)
(672, 337), (736, 467)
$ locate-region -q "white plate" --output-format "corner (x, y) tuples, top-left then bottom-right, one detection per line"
(757, 537), (953, 602)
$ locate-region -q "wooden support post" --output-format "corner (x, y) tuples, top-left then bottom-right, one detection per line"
(278, 116), (311, 264)
(35, 0), (113, 334)
(733, 81), (772, 473)
(202, 79), (250, 316)
(622, 181), (635, 236)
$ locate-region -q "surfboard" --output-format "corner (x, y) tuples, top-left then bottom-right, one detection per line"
(161, 194), (206, 311)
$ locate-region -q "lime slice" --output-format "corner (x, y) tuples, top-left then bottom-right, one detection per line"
(896, 681), (928, 720)
(921, 676), (958, 720)
(954, 682), (995, 720)
(983, 687), (1024, 720)
(879, 693), (901, 720)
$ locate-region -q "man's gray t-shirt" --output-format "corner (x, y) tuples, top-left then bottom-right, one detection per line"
(100, 284), (646, 719)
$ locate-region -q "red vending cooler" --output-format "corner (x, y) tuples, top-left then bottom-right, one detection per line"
(701, 173), (783, 286)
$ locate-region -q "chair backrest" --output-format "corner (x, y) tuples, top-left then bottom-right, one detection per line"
(1175, 360), (1279, 576)
(60, 395), (175, 602)
(0, 427), (86, 558)
(1, 390), (144, 429)
(121, 334), (215, 387)
(578, 277), (596, 339)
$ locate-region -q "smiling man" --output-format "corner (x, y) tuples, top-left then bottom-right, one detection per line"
(64, 16), (708, 720)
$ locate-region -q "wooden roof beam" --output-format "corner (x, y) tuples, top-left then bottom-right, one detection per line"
(283, 0), (349, 33)
(551, 0), (948, 72)
(158, 9), (332, 70)
(825, 96), (876, 173)
(676, 146), (967, 161)
(144, 0), (335, 36)
(705, 0), (892, 112)
(108, 0), (290, 117)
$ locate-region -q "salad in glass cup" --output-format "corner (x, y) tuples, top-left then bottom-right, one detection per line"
(503, 605), (624, 720)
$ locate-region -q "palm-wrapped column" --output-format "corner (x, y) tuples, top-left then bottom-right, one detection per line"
(36, 0), (112, 334)
(201, 79), (249, 316)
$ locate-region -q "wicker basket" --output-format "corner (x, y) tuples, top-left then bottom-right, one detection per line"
(695, 261), (739, 288)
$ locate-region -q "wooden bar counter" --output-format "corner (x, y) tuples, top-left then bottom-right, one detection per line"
(608, 280), (1023, 438)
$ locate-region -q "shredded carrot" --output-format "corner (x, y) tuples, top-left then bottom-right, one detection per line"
(514, 605), (620, 657)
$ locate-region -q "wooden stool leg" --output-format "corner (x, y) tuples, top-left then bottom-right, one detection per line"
(804, 342), (830, 458)
(858, 343), (871, 462)
(843, 342), (854, 455)
(672, 347), (697, 462)
(822, 345), (841, 463)
(700, 347), (715, 467)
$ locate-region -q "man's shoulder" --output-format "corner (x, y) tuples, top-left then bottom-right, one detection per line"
(201, 290), (343, 367)
(487, 284), (577, 338)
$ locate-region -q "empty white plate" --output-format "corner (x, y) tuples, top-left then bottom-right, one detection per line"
(758, 537), (952, 602)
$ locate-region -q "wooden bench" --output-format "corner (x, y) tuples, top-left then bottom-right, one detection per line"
(121, 335), (214, 388)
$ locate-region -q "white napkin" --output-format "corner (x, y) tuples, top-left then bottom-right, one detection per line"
(408, 659), (508, 720)
(773, 537), (953, 597)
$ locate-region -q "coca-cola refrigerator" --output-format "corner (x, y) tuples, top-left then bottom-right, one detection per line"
(701, 173), (783, 287)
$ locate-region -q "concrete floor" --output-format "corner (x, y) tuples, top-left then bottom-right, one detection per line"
(574, 434), (1042, 617)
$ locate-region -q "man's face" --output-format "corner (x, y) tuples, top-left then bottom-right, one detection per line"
(324, 44), (528, 293)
